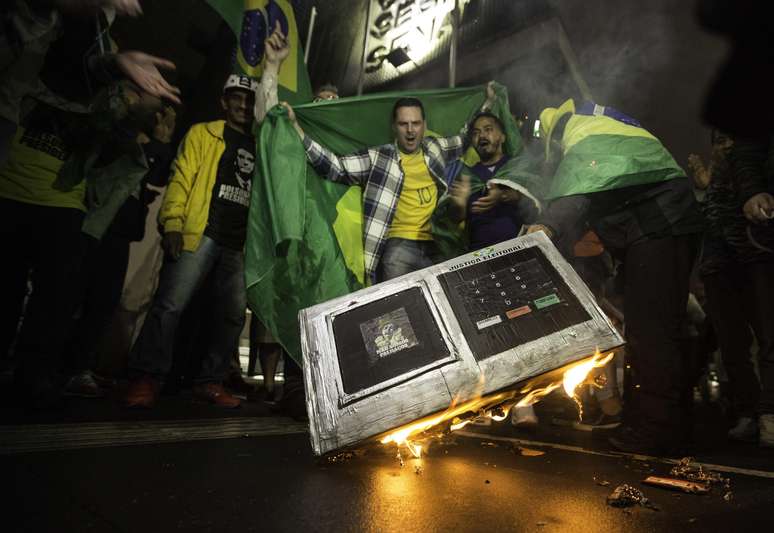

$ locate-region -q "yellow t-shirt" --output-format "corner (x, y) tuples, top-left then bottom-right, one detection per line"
(388, 149), (437, 240)
(0, 126), (85, 211)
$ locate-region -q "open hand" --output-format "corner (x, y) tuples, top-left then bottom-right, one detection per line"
(115, 51), (181, 105)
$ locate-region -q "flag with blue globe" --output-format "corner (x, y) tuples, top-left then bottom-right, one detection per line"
(208, 0), (312, 105)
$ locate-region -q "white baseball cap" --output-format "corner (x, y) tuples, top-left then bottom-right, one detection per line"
(223, 74), (259, 95)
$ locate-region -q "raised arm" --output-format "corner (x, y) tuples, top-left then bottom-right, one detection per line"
(438, 81), (499, 163)
(255, 20), (289, 123)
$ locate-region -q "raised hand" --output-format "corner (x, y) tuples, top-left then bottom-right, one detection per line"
(115, 51), (181, 105)
(265, 20), (290, 67)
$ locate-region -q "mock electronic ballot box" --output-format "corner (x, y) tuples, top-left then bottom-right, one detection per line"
(299, 232), (623, 455)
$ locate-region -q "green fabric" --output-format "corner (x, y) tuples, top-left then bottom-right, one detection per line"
(245, 84), (512, 363)
(546, 134), (685, 200)
(295, 83), (516, 154)
(246, 106), (362, 363)
(206, 0), (312, 105)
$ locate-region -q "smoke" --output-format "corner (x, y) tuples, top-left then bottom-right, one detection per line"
(548, 0), (677, 110)
(508, 0), (725, 164)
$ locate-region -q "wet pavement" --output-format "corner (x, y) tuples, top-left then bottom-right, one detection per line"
(4, 390), (774, 533)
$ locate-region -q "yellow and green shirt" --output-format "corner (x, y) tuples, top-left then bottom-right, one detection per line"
(0, 126), (85, 211)
(388, 149), (437, 240)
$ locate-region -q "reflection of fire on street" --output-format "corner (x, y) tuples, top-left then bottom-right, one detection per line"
(379, 350), (614, 459)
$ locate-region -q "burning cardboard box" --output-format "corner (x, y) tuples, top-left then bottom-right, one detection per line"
(300, 232), (624, 456)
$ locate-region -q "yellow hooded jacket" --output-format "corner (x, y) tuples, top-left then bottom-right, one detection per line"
(159, 120), (228, 252)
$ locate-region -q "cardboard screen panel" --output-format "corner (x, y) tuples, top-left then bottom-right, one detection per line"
(438, 246), (590, 360)
(332, 287), (451, 395)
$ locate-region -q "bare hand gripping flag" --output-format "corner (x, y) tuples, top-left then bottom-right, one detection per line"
(207, 0), (313, 104)
(244, 84), (542, 363)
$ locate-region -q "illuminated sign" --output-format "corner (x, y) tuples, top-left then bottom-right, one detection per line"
(366, 0), (469, 74)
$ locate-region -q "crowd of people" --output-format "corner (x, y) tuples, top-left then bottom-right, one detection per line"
(1, 0), (773, 457)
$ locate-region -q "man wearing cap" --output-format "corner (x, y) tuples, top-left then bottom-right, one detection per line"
(525, 99), (704, 455)
(124, 24), (289, 408)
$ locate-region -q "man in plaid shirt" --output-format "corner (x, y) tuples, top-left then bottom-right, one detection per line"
(283, 84), (495, 284)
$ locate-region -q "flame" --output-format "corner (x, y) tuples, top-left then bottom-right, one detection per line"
(562, 350), (614, 397)
(515, 383), (561, 408)
(379, 389), (515, 457)
(515, 349), (614, 418)
(379, 350), (615, 458)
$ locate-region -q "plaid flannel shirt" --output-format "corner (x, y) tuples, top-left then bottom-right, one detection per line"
(302, 134), (466, 283)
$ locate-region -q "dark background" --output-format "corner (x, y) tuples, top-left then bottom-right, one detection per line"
(111, 0), (727, 169)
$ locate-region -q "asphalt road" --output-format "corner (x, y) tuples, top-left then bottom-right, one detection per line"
(5, 419), (774, 533)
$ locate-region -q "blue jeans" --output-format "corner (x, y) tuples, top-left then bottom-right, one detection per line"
(129, 236), (246, 383)
(376, 238), (440, 282)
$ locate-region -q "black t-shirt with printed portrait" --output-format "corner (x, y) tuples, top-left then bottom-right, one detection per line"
(205, 125), (255, 250)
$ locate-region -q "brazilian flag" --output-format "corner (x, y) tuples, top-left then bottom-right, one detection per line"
(206, 0), (313, 104)
(246, 84), (518, 363)
(539, 99), (685, 200)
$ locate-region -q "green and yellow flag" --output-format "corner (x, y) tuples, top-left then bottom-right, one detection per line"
(206, 0), (313, 104)
(245, 84), (520, 363)
(539, 99), (685, 200)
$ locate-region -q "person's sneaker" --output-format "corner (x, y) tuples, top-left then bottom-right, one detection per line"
(728, 416), (758, 443)
(124, 375), (160, 408)
(511, 405), (539, 431)
(193, 382), (241, 408)
(759, 414), (774, 448)
(64, 371), (104, 398)
(573, 411), (622, 431)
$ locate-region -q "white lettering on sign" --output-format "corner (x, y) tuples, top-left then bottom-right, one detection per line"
(366, 0), (469, 74)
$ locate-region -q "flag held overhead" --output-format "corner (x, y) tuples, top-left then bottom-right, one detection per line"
(207, 0), (312, 104)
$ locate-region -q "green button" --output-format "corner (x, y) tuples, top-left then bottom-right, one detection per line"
(534, 294), (560, 309)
